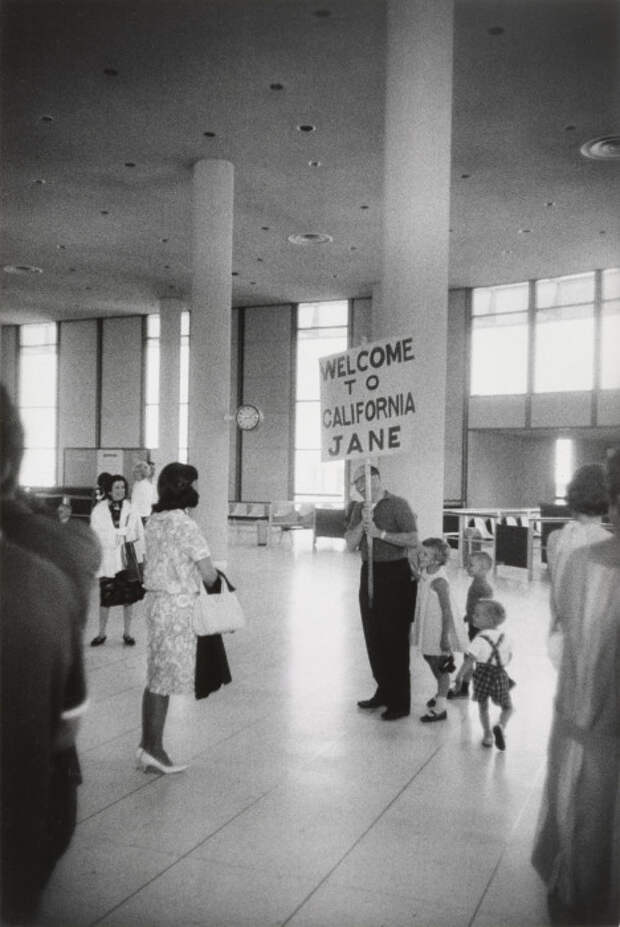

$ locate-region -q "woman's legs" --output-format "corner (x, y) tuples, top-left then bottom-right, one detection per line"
(141, 688), (171, 763)
(434, 670), (450, 714)
(91, 605), (109, 644)
(122, 605), (135, 644)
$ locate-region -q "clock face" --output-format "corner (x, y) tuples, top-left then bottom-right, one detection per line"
(235, 404), (262, 431)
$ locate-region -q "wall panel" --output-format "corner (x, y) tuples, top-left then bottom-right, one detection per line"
(58, 319), (99, 480)
(240, 305), (293, 500)
(100, 316), (143, 447)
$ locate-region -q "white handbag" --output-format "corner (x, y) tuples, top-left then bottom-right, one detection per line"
(192, 571), (246, 636)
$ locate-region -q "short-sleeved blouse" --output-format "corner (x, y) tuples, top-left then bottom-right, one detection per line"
(143, 510), (210, 595)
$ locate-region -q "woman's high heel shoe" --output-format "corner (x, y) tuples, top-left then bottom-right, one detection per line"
(138, 749), (187, 775)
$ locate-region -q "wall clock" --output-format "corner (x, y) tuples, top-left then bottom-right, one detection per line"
(235, 403), (263, 431)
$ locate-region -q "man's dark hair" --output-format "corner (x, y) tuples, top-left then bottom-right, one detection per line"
(153, 462), (199, 511)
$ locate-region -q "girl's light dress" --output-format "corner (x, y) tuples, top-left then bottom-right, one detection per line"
(143, 510), (210, 696)
(412, 565), (469, 655)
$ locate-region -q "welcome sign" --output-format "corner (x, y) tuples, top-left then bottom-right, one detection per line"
(319, 334), (418, 462)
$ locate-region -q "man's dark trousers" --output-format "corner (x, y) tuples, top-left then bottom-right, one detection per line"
(359, 559), (415, 713)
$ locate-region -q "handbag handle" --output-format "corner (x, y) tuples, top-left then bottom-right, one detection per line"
(204, 569), (236, 595)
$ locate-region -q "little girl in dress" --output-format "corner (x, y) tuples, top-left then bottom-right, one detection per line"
(412, 537), (469, 722)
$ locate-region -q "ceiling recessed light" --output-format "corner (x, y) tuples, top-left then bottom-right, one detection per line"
(580, 135), (620, 160)
(269, 83), (284, 91)
(308, 160), (322, 168)
(287, 232), (333, 245)
(297, 124), (316, 133)
(3, 264), (43, 275)
(203, 131), (216, 138)
(103, 68), (118, 76)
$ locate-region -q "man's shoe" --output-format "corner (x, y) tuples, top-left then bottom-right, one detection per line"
(90, 634), (107, 647)
(381, 708), (409, 721)
(357, 696), (385, 709)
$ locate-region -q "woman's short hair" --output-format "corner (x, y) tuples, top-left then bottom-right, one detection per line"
(566, 464), (608, 515)
(132, 460), (150, 480)
(107, 474), (128, 499)
(421, 537), (451, 565)
(153, 462), (199, 511)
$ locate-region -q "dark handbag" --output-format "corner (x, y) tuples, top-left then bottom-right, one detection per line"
(118, 541), (143, 584)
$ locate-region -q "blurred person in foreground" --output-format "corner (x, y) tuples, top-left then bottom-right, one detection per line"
(0, 384), (100, 924)
(546, 462), (609, 668)
(532, 449), (620, 926)
(137, 462), (218, 774)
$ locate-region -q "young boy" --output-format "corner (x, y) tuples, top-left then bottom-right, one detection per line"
(448, 550), (493, 699)
(457, 598), (515, 749)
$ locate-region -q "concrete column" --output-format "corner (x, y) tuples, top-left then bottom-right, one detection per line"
(190, 159), (234, 563)
(158, 298), (185, 476)
(375, 0), (454, 535)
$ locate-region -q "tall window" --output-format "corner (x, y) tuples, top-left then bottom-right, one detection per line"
(554, 437), (574, 502)
(601, 268), (620, 389)
(18, 323), (58, 486)
(470, 282), (529, 395)
(178, 310), (190, 463)
(295, 301), (348, 501)
(534, 272), (595, 392)
(144, 314), (160, 450)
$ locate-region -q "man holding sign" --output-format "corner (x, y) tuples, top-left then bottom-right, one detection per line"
(345, 464), (418, 720)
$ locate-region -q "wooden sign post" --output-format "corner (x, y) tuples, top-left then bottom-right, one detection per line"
(319, 333), (419, 607)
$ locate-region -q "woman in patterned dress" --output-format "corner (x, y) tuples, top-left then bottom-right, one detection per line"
(137, 463), (217, 774)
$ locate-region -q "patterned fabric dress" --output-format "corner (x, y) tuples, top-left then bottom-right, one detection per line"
(143, 510), (210, 696)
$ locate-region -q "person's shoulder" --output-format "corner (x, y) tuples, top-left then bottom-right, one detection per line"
(384, 492), (415, 515)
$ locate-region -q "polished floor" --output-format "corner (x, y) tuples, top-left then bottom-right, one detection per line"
(38, 530), (559, 927)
